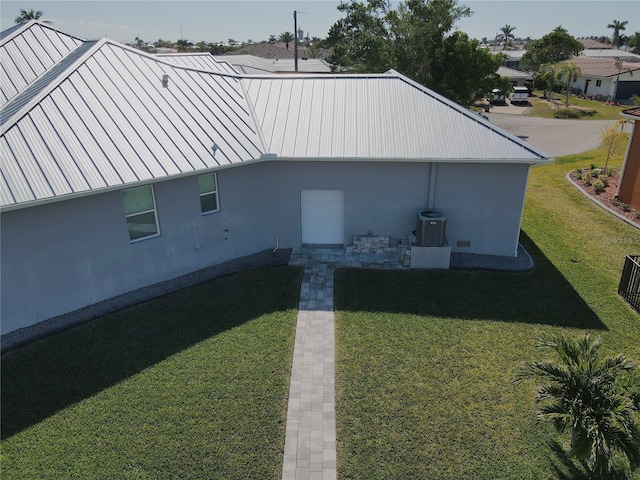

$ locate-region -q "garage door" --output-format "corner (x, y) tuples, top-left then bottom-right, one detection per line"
(616, 81), (640, 101)
(301, 190), (344, 245)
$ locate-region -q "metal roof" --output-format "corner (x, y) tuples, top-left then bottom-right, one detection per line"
(0, 24), (551, 211)
(0, 21), (84, 107)
(242, 72), (549, 161)
(215, 55), (332, 74)
(155, 52), (239, 74)
(0, 39), (264, 210)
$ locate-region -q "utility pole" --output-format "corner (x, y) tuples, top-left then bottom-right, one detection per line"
(294, 10), (298, 72)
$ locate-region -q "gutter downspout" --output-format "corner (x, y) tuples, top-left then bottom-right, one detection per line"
(428, 162), (437, 209)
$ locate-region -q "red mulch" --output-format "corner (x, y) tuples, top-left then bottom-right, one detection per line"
(568, 168), (640, 226)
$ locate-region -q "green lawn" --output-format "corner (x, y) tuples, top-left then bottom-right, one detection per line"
(1, 266), (302, 480)
(526, 93), (628, 120)
(335, 146), (640, 479)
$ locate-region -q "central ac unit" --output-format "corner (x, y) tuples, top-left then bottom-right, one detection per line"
(416, 210), (446, 247)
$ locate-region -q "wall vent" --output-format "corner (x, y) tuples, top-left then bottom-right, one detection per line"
(457, 240), (471, 248)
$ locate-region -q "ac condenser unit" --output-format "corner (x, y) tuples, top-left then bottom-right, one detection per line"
(417, 210), (446, 247)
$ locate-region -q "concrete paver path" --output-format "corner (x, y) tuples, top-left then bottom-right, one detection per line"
(283, 249), (343, 480)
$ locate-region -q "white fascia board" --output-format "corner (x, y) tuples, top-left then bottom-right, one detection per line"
(262, 156), (554, 165)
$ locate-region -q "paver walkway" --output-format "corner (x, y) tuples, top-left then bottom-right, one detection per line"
(283, 248), (400, 480)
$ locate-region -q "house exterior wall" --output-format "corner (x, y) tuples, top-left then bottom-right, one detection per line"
(617, 121), (640, 210)
(1, 160), (530, 335)
(572, 71), (637, 100)
(431, 163), (530, 257)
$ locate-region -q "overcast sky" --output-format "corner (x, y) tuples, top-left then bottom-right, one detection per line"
(1, 0), (638, 45)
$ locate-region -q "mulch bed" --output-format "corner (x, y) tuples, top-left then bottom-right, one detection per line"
(569, 167), (640, 226)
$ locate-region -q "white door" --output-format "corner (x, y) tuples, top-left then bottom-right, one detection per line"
(301, 190), (344, 245)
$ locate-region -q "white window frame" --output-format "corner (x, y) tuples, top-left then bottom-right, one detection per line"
(198, 173), (220, 215)
(122, 185), (160, 243)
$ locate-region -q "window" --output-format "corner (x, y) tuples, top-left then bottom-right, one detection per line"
(198, 173), (219, 214)
(596, 79), (602, 87)
(122, 185), (159, 241)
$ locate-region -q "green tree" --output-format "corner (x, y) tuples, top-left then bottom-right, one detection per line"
(14, 9), (50, 24)
(514, 333), (640, 479)
(326, 0), (392, 73)
(327, 0), (500, 106)
(534, 63), (560, 99)
(556, 61), (581, 107)
(268, 34), (277, 44)
(628, 32), (640, 55)
(608, 19), (628, 49)
(278, 31), (294, 50)
(497, 24), (516, 50)
(520, 26), (583, 72)
(430, 32), (507, 104)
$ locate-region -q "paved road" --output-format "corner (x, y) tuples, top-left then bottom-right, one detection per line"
(485, 111), (623, 158)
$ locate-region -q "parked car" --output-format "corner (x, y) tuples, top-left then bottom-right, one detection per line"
(510, 86), (530, 104)
(490, 88), (506, 105)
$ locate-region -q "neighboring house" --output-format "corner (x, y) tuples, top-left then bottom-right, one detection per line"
(618, 107), (640, 210)
(578, 49), (640, 63)
(0, 22), (551, 336)
(577, 38), (613, 50)
(561, 57), (640, 101)
(497, 66), (533, 87)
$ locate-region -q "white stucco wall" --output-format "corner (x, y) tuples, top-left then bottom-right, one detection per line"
(1, 160), (531, 335)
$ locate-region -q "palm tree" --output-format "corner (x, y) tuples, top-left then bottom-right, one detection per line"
(608, 20), (628, 49)
(497, 24), (516, 50)
(514, 333), (640, 479)
(14, 9), (50, 24)
(279, 31), (294, 50)
(556, 62), (581, 107)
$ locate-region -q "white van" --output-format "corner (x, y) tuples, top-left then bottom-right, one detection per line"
(510, 86), (529, 104)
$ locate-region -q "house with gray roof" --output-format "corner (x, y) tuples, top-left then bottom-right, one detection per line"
(1, 21), (552, 337)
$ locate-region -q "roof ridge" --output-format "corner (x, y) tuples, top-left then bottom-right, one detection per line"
(0, 39), (103, 132)
(0, 20), (85, 46)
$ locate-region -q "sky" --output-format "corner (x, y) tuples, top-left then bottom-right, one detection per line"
(1, 0), (638, 45)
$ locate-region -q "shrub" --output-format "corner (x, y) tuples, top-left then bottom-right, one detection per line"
(636, 211), (640, 220)
(621, 202), (631, 212)
(612, 197), (621, 207)
(590, 164), (597, 170)
(607, 167), (615, 177)
(597, 175), (608, 187)
(583, 177), (592, 186)
(590, 168), (602, 177)
(553, 109), (581, 119)
(593, 179), (606, 193)
(574, 169), (583, 180)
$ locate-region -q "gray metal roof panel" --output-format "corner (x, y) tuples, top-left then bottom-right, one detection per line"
(242, 73), (550, 161)
(156, 53), (239, 74)
(0, 21), (84, 106)
(0, 39), (264, 209)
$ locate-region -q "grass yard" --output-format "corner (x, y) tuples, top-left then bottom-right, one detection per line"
(335, 145), (640, 479)
(526, 93), (628, 120)
(1, 266), (302, 480)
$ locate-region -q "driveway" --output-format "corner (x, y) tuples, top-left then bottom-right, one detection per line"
(485, 111), (622, 158)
